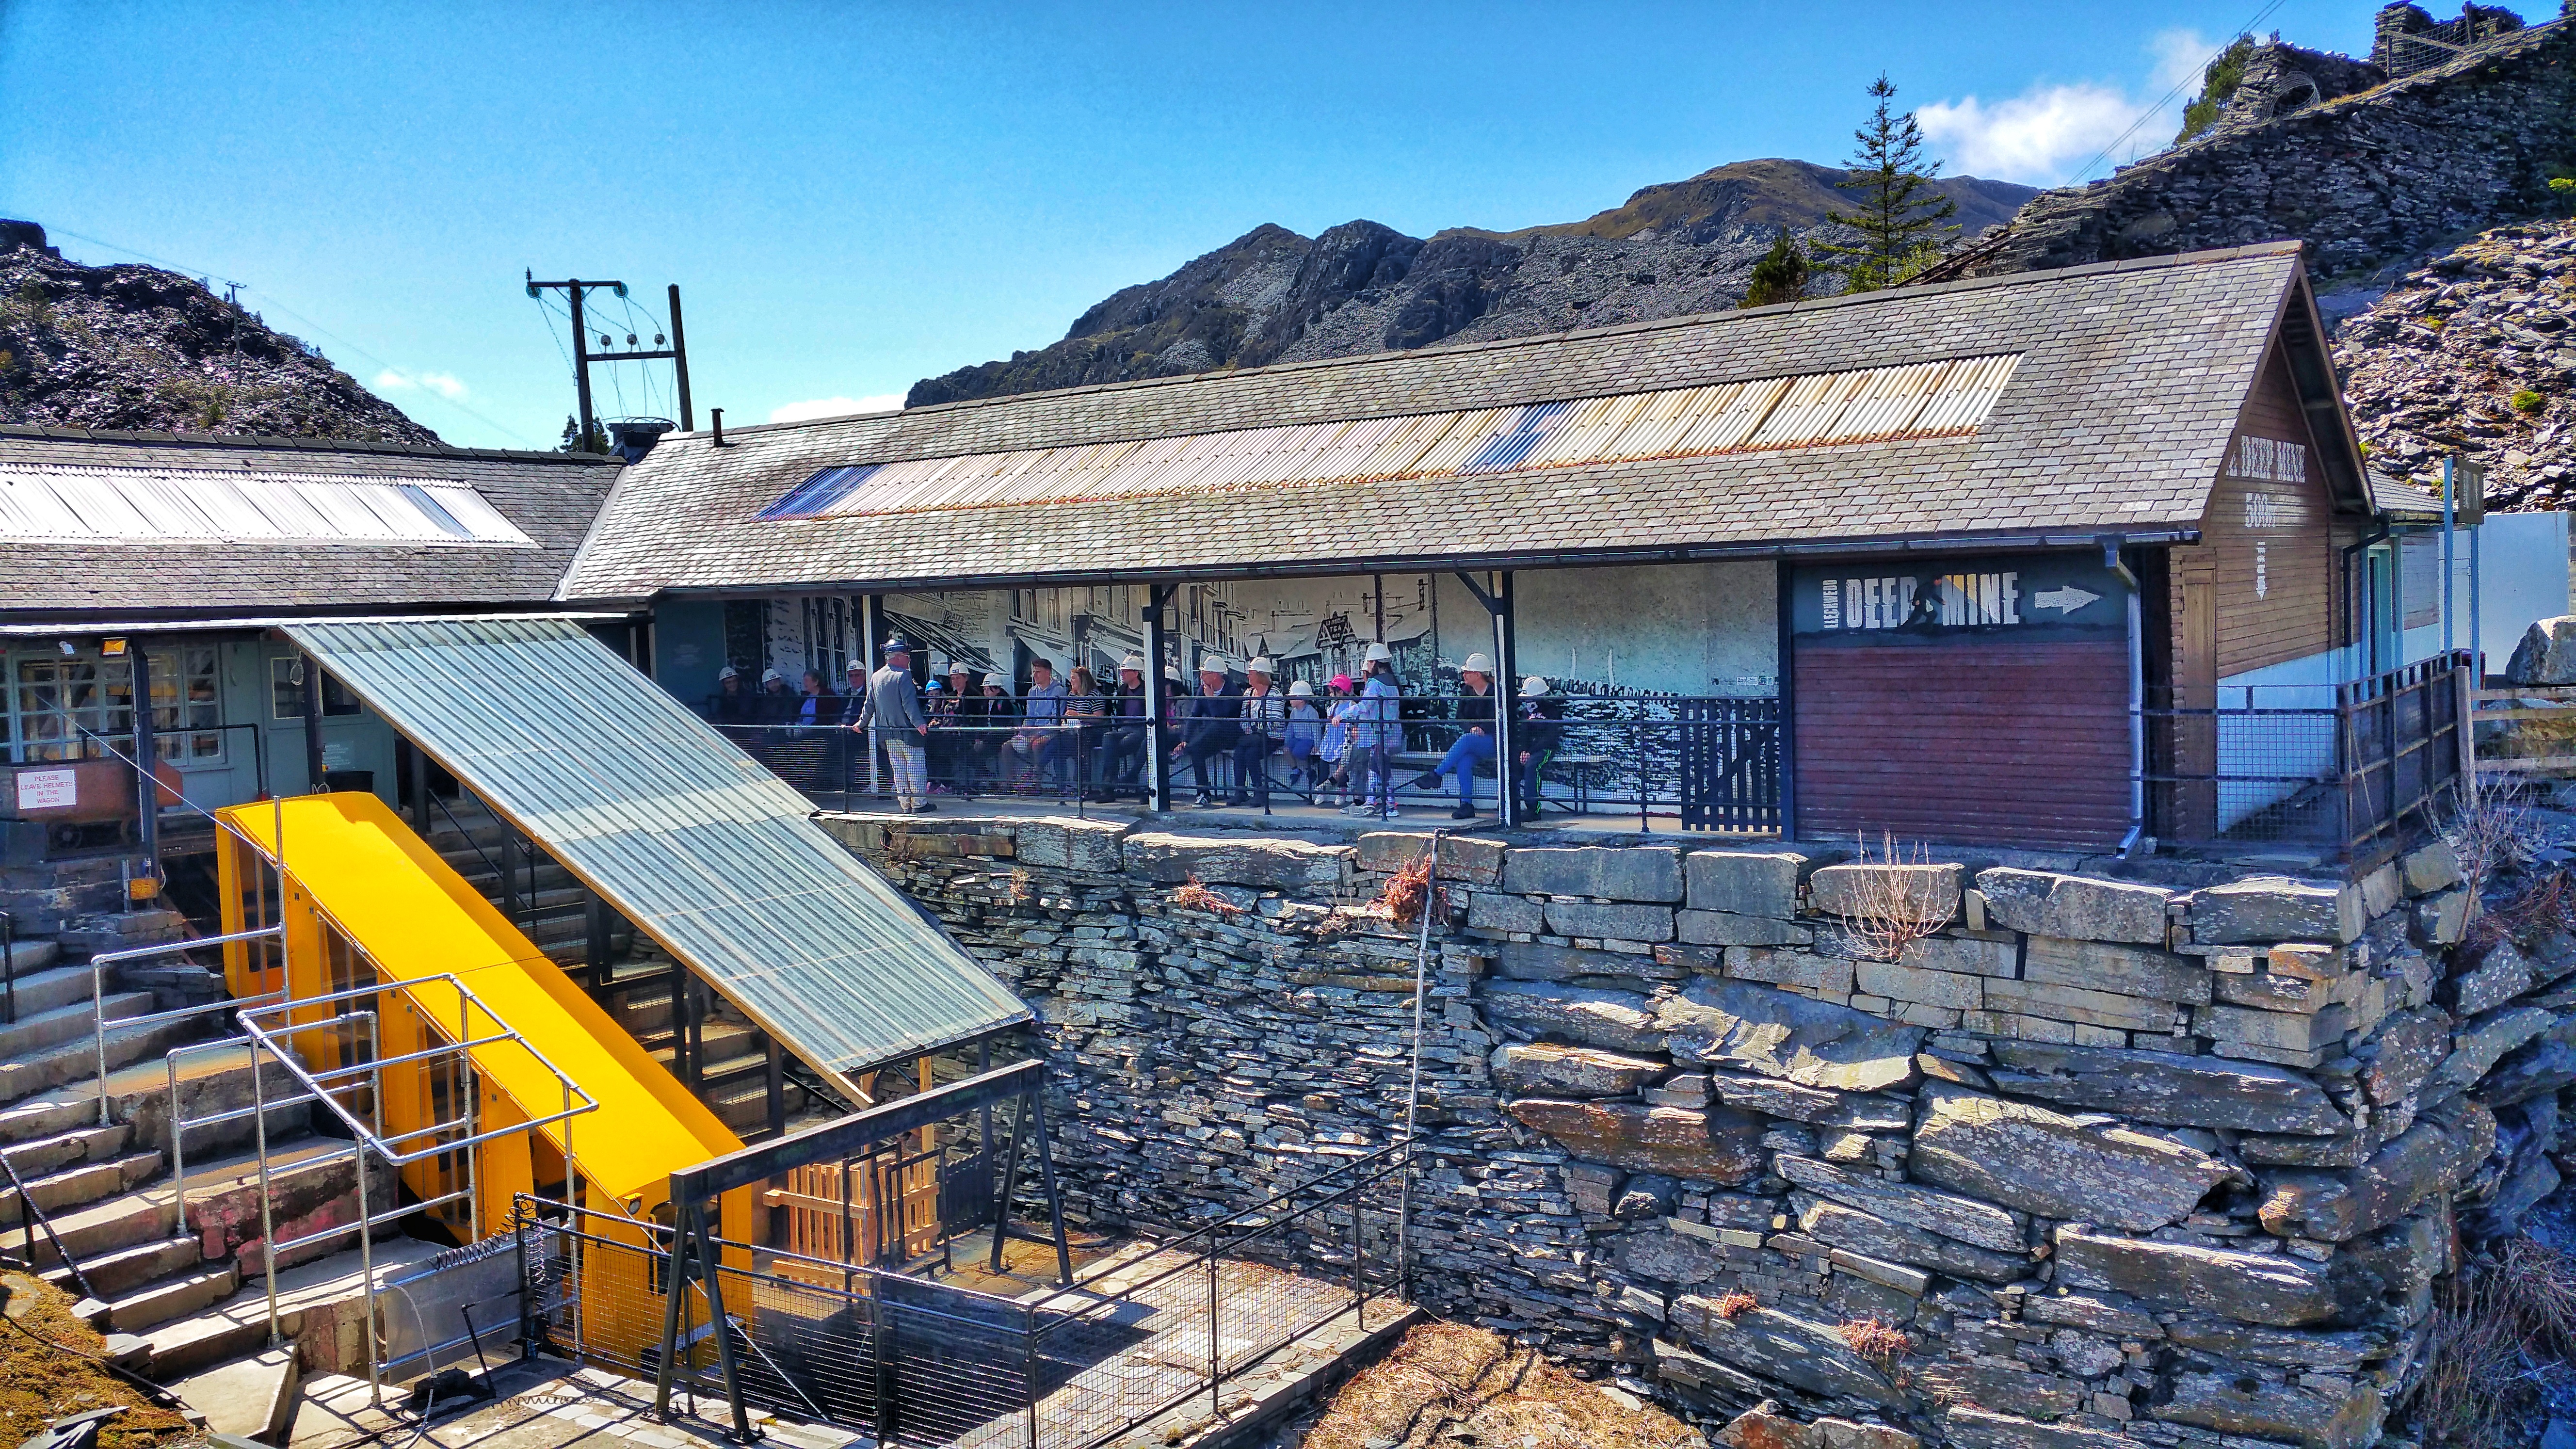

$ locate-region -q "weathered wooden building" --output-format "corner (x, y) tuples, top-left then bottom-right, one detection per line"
(564, 241), (2449, 858)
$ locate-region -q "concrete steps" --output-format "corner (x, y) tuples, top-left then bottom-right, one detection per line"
(110, 1263), (241, 1333)
(51, 1233), (203, 1299)
(0, 962), (112, 1020)
(0, 988), (156, 1062)
(0, 1146), (161, 1218)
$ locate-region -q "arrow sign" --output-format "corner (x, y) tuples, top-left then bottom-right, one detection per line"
(2032, 584), (2101, 615)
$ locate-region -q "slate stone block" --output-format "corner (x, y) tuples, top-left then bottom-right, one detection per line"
(2186, 875), (2363, 945)
(1793, 1193), (2029, 1283)
(1466, 891), (1543, 934)
(1123, 831), (1352, 890)
(1678, 909), (1810, 946)
(2023, 935), (2209, 1004)
(1504, 1097), (1764, 1182)
(1490, 1042), (1664, 1097)
(1774, 1153), (2022, 1253)
(1356, 830), (1505, 885)
(1722, 946), (1855, 996)
(1502, 845), (1684, 902)
(1683, 849), (1814, 917)
(1976, 867), (2174, 945)
(1666, 1300), (1906, 1410)
(2361, 1007), (2451, 1104)
(1656, 979), (1924, 1092)
(1543, 900), (1675, 943)
(2443, 939), (2532, 1017)
(1908, 1082), (2235, 1233)
(2053, 1229), (2343, 1327)
(1808, 862), (1962, 922)
(1480, 978), (1664, 1053)
(1012, 818), (1131, 871)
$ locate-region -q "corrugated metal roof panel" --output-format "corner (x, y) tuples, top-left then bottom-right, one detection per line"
(750, 354), (2023, 523)
(0, 464), (536, 547)
(282, 615), (1030, 1089)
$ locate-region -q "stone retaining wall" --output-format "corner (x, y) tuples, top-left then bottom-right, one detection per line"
(818, 813), (2576, 1449)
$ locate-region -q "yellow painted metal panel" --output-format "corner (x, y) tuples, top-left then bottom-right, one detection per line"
(217, 793), (743, 1215)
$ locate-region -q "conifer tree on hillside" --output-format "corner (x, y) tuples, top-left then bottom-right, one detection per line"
(1819, 75), (1958, 294)
(1740, 229), (1812, 309)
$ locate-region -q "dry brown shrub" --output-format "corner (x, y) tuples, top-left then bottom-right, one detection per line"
(1302, 1321), (1697, 1449)
(2443, 780), (2545, 904)
(1167, 873), (1244, 917)
(2410, 1237), (2576, 1446)
(1712, 1290), (1757, 1320)
(1833, 832), (1957, 961)
(1377, 853), (1447, 927)
(1008, 867), (1034, 903)
(1839, 1317), (1913, 1374)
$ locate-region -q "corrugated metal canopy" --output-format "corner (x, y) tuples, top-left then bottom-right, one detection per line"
(281, 615), (1030, 1094)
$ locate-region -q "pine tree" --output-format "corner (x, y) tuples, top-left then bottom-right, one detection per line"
(1741, 229), (1812, 309)
(1818, 75), (1959, 294)
(2174, 34), (2257, 144)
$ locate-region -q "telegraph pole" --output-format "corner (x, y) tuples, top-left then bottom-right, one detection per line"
(667, 284), (694, 432)
(526, 273), (622, 451)
(527, 273), (696, 448)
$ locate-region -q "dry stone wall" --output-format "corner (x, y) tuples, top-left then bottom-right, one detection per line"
(816, 813), (2576, 1449)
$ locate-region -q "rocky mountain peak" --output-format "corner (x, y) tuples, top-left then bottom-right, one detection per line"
(0, 218), (435, 444)
(906, 160), (2037, 409)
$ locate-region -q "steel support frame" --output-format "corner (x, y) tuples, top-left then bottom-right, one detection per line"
(1452, 571), (1517, 828)
(652, 1058), (1073, 1436)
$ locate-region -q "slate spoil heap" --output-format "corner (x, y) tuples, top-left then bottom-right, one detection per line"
(0, 219), (434, 443)
(823, 814), (2576, 1449)
(2336, 220), (2576, 512)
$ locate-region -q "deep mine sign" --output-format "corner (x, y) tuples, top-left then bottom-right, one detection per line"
(1790, 553), (2128, 646)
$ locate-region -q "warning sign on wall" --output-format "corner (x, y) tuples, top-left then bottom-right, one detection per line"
(16, 769), (76, 811)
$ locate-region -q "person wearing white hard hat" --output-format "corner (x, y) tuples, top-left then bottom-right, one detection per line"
(710, 664), (751, 726)
(1231, 657), (1287, 807)
(1281, 678), (1325, 790)
(1347, 641), (1402, 817)
(1515, 676), (1567, 819)
(1411, 652), (1498, 819)
(1099, 654), (1154, 800)
(1173, 656), (1244, 806)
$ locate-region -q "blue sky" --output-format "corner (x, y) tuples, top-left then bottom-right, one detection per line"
(1, 1), (2378, 450)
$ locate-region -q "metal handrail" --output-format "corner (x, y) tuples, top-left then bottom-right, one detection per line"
(235, 973), (598, 1412)
(0, 1143), (95, 1300)
(87, 926), (286, 1126)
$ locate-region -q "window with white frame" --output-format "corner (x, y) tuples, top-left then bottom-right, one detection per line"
(3, 646), (225, 765)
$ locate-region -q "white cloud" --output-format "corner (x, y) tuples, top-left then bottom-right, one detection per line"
(769, 394), (905, 424)
(372, 368), (470, 401)
(1918, 28), (2227, 187)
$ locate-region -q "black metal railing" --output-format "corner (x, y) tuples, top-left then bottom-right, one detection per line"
(703, 693), (1782, 831)
(2142, 651), (2467, 863)
(517, 1143), (1410, 1449)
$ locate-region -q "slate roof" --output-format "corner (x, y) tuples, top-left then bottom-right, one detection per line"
(565, 243), (2358, 599)
(0, 426), (618, 619)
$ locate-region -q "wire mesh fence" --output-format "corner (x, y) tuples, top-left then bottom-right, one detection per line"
(708, 693), (1781, 830)
(514, 1143), (1410, 1449)
(2142, 652), (2467, 860)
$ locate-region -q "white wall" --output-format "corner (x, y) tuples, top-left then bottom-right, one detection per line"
(2399, 511), (2570, 672)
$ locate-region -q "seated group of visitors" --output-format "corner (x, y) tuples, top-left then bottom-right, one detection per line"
(713, 634), (1569, 819)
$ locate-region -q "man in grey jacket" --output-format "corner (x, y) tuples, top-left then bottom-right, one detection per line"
(853, 635), (934, 811)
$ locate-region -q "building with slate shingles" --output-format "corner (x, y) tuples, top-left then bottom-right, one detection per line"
(562, 242), (2444, 855)
(0, 425), (619, 821)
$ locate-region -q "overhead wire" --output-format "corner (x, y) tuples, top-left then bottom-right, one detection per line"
(41, 223), (542, 448)
(2057, 0), (2288, 187)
